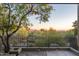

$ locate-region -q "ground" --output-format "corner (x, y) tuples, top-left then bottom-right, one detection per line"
(19, 50), (77, 56)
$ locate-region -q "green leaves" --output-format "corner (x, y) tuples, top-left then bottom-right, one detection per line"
(0, 3), (53, 39)
(73, 20), (78, 35)
(27, 4), (53, 22)
(27, 29), (68, 47)
(35, 39), (48, 47)
(11, 15), (16, 20)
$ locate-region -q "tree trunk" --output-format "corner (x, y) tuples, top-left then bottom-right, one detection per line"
(4, 37), (10, 53)
(4, 45), (10, 53)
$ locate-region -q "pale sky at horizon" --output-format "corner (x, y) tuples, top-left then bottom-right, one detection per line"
(28, 4), (77, 31)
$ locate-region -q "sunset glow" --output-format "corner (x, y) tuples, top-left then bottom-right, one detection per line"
(29, 22), (74, 31)
(29, 4), (77, 31)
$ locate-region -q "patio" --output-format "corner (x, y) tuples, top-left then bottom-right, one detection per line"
(0, 47), (78, 56)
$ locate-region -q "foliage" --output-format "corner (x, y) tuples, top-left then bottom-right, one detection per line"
(72, 20), (78, 36)
(0, 3), (53, 53)
(35, 39), (48, 47)
(16, 26), (29, 37)
(27, 29), (68, 47)
(0, 4), (53, 37)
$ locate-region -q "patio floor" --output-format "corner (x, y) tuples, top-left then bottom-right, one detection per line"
(19, 50), (77, 56)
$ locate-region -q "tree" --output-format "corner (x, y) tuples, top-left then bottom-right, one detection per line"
(72, 20), (79, 49)
(48, 27), (56, 31)
(40, 28), (45, 31)
(73, 20), (78, 35)
(35, 39), (48, 47)
(0, 3), (53, 53)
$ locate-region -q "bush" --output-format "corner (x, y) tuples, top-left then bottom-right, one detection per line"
(27, 30), (68, 47)
(35, 39), (48, 47)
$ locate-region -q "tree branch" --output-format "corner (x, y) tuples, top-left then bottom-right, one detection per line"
(6, 3), (11, 36)
(8, 4), (33, 37)
(0, 35), (6, 47)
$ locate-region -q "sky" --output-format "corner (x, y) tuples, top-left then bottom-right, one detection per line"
(28, 4), (77, 31)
